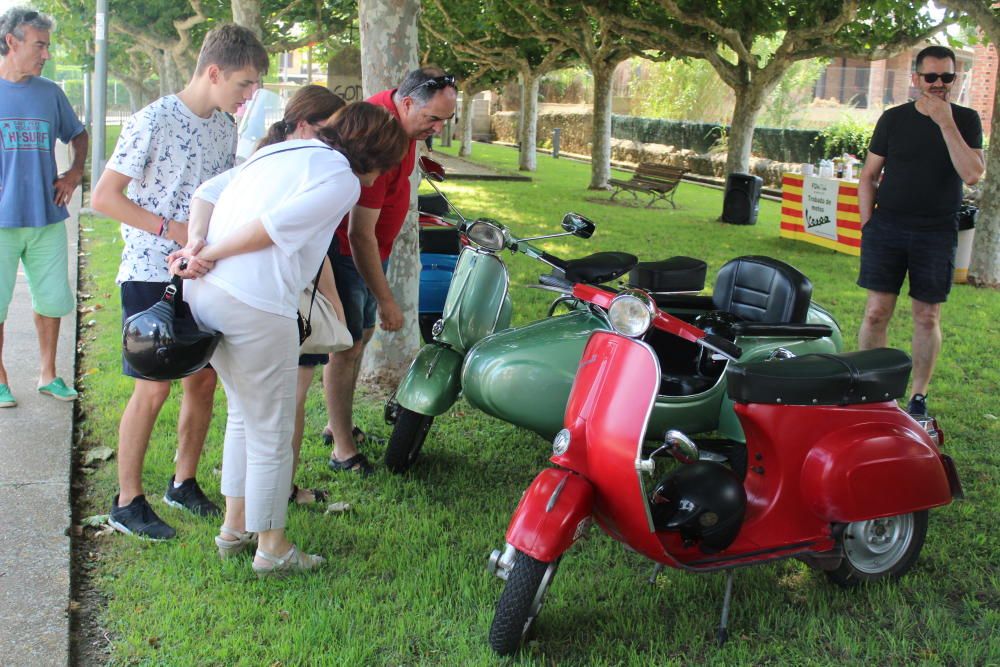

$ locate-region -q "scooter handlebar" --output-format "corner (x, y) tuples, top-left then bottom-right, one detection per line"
(700, 333), (742, 361)
(538, 273), (575, 292)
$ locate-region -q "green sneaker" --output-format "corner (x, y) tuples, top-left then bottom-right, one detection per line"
(37, 377), (77, 402)
(0, 384), (16, 408)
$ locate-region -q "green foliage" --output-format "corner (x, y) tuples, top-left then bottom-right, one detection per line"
(758, 57), (830, 129)
(815, 115), (875, 159)
(627, 57), (733, 124)
(76, 141), (1000, 665)
(539, 67), (592, 104)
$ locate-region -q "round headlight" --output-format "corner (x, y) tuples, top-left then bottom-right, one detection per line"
(552, 428), (571, 456)
(466, 219), (505, 251)
(608, 289), (656, 338)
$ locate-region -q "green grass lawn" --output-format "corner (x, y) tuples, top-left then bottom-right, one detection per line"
(74, 142), (999, 665)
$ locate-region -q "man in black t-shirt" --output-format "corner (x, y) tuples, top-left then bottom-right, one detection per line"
(856, 45), (984, 417)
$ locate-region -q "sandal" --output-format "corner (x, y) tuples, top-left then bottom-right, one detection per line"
(288, 484), (329, 506)
(321, 426), (385, 447)
(214, 526), (257, 559)
(328, 452), (374, 476)
(252, 544), (325, 578)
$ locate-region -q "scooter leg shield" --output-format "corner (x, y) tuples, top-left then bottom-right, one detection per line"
(395, 344), (464, 416)
(506, 468), (594, 563)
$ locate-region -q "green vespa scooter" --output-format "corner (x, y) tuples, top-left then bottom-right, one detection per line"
(384, 214), (639, 472)
(385, 215), (844, 472)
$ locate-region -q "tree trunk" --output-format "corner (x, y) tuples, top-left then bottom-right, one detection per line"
(459, 88), (475, 157)
(589, 62), (614, 190)
(725, 82), (770, 176)
(357, 0), (421, 385)
(518, 73), (539, 171)
(231, 0), (263, 38)
(969, 67), (1000, 287)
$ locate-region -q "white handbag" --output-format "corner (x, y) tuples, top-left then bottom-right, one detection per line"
(298, 282), (352, 354)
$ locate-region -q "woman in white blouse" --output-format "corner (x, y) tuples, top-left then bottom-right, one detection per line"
(169, 103), (407, 577)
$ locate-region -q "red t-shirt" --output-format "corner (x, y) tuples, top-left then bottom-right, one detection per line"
(334, 88), (417, 261)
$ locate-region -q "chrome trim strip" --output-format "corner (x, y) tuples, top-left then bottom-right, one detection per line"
(546, 475), (569, 512)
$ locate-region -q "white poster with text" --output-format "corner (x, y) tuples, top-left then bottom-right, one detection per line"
(802, 176), (839, 241)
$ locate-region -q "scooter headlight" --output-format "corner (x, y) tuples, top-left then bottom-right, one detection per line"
(466, 219), (505, 251)
(608, 289), (656, 338)
(552, 428), (571, 456)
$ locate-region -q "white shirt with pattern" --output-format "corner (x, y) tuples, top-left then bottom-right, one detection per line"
(107, 95), (236, 284)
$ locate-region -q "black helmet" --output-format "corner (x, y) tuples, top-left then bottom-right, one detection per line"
(650, 461), (747, 554)
(122, 277), (221, 381)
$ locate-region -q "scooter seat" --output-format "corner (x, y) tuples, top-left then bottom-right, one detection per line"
(726, 348), (912, 406)
(563, 251), (638, 285)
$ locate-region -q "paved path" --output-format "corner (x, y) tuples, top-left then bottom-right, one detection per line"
(0, 144), (79, 667)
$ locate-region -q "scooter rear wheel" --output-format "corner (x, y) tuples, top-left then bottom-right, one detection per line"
(826, 510), (928, 588)
(489, 551), (558, 656)
(384, 408), (434, 474)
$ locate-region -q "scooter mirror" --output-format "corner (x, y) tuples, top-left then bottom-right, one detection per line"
(419, 156), (446, 182)
(664, 429), (699, 465)
(561, 213), (596, 239)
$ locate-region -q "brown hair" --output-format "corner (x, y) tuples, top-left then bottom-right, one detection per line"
(317, 102), (409, 176)
(195, 23), (269, 76)
(260, 85), (346, 149)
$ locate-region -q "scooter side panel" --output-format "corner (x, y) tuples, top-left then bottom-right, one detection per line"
(394, 344), (464, 416)
(462, 310), (608, 440)
(506, 468), (594, 563)
(437, 249), (509, 353)
(800, 413), (953, 521)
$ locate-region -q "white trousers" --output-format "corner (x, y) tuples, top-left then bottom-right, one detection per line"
(186, 280), (298, 532)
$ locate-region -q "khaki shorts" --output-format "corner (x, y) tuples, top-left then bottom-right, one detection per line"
(0, 221), (74, 322)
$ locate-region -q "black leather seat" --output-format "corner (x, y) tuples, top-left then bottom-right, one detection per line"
(712, 256), (812, 323)
(726, 348), (912, 405)
(563, 251), (638, 285)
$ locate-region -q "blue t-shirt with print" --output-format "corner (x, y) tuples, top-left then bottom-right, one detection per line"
(0, 76), (85, 228)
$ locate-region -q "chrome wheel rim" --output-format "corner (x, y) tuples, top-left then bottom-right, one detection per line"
(843, 514), (914, 574)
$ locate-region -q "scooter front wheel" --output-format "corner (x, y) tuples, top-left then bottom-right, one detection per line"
(826, 510), (928, 588)
(489, 551), (559, 656)
(384, 408), (435, 473)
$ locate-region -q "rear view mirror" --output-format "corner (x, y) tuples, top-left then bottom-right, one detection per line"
(561, 213), (596, 239)
(419, 156), (446, 182)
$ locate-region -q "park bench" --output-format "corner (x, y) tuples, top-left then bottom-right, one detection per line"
(608, 163), (687, 209)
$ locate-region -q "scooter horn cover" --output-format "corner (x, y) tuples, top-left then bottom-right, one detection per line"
(122, 277), (221, 381)
(650, 461), (747, 554)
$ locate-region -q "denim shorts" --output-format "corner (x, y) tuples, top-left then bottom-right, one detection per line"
(329, 246), (389, 342)
(0, 221), (74, 322)
(857, 210), (957, 304)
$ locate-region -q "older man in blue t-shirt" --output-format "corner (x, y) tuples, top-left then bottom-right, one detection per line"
(0, 6), (88, 408)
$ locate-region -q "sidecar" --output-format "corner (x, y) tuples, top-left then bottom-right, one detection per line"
(462, 255), (843, 443)
(418, 193), (462, 343)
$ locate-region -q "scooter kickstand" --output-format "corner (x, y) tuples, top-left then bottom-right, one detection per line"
(648, 563), (664, 584)
(716, 571), (734, 647)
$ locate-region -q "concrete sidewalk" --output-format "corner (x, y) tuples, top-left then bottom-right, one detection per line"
(0, 145), (80, 667)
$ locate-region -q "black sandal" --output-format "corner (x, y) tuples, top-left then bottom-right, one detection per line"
(321, 426), (385, 447)
(327, 453), (374, 476)
(289, 484), (329, 505)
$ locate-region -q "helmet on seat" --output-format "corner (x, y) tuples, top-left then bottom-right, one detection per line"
(122, 278), (220, 381)
(650, 461), (747, 554)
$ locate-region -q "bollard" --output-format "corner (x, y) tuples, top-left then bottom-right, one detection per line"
(552, 128), (561, 159)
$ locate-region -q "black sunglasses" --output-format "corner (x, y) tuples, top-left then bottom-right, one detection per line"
(18, 10), (39, 24)
(918, 72), (956, 84)
(405, 74), (456, 97)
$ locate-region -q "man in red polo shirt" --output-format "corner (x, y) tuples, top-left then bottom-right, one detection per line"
(323, 67), (457, 474)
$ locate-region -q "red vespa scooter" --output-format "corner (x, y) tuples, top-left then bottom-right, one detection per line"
(486, 285), (963, 656)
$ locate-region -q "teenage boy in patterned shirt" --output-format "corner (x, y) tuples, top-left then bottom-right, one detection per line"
(92, 24), (268, 540)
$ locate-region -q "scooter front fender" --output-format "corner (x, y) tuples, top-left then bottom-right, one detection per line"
(506, 468), (594, 563)
(394, 344), (464, 416)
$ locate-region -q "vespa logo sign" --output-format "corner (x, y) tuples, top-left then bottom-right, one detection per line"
(802, 176), (839, 241)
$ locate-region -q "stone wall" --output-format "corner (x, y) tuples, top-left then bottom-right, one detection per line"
(491, 110), (800, 188)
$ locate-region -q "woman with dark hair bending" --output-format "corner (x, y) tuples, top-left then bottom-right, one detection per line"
(256, 85), (347, 506)
(169, 102), (407, 576)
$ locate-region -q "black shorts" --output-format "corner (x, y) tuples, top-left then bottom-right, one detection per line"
(857, 210), (957, 304)
(298, 353), (329, 367)
(120, 280), (212, 379)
